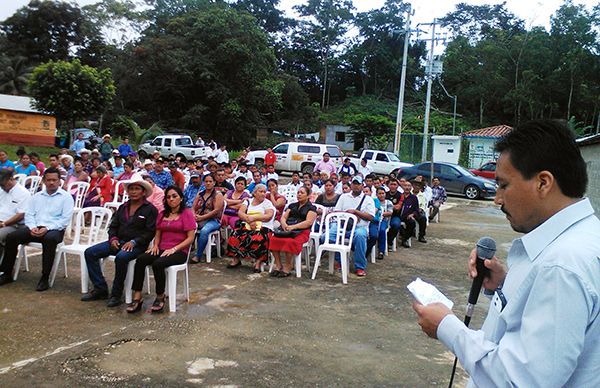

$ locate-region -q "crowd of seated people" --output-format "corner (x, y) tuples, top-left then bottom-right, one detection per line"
(0, 141), (447, 312)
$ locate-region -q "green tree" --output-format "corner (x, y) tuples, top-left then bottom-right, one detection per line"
(1, 0), (106, 65)
(113, 5), (293, 146)
(28, 59), (116, 127)
(294, 0), (355, 109)
(0, 56), (34, 95)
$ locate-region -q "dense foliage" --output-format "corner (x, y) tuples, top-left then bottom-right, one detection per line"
(1, 0), (600, 147)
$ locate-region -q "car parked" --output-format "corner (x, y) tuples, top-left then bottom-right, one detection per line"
(348, 149), (412, 176)
(392, 161), (497, 200)
(138, 135), (211, 160)
(470, 161), (496, 180)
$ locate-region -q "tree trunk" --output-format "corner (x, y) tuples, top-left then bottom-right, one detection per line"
(479, 97), (484, 125)
(567, 71), (574, 120)
(321, 50), (328, 110)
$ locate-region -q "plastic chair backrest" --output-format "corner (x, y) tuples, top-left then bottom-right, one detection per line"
(113, 180), (131, 203)
(312, 203), (327, 233)
(72, 206), (113, 245)
(323, 212), (357, 248)
(68, 181), (90, 209)
(14, 173), (26, 185)
(24, 176), (42, 195)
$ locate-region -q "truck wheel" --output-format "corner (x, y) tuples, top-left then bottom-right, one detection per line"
(464, 185), (481, 200)
(301, 163), (315, 175)
(138, 150), (147, 159)
(254, 159), (264, 169)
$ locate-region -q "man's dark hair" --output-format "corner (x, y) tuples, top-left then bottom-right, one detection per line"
(43, 167), (60, 178)
(49, 153), (59, 159)
(495, 120), (587, 198)
(365, 173), (376, 180)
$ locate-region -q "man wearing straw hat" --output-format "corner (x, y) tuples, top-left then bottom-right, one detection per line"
(81, 177), (157, 307)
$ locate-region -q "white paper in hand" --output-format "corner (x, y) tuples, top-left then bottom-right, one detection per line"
(407, 278), (454, 309)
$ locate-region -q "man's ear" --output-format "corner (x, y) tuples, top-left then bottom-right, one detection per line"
(536, 170), (555, 197)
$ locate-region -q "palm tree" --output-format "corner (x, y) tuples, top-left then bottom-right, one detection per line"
(0, 56), (34, 95)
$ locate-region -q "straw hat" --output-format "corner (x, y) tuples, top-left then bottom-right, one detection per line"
(122, 176), (153, 198)
(59, 154), (74, 164)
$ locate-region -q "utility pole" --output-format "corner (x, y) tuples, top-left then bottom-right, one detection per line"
(421, 19), (438, 162)
(393, 5), (413, 156)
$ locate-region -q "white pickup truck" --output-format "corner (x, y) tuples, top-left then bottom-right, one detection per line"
(349, 149), (413, 176)
(247, 142), (343, 174)
(138, 135), (211, 160)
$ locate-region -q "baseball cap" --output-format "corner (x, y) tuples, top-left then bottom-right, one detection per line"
(351, 175), (363, 184)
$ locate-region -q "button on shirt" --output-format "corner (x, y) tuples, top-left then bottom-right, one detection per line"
(0, 183), (31, 223)
(334, 192), (376, 228)
(24, 188), (74, 231)
(437, 198), (600, 387)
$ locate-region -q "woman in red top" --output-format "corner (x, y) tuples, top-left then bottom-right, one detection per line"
(128, 185), (196, 313)
(266, 178), (286, 222)
(83, 166), (113, 206)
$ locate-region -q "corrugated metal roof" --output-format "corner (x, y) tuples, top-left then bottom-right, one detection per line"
(577, 133), (600, 146)
(0, 94), (43, 114)
(462, 125), (513, 138)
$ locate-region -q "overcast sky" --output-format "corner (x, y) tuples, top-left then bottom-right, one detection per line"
(1, 0), (596, 32)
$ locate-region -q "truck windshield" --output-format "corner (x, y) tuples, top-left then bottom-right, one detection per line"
(387, 153), (401, 162)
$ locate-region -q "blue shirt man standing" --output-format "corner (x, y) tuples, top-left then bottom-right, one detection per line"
(413, 120), (600, 387)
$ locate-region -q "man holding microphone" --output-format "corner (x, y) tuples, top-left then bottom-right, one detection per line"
(413, 120), (600, 387)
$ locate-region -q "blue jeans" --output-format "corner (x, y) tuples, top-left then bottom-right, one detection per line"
(387, 216), (401, 244)
(326, 224), (368, 271)
(84, 240), (144, 297)
(367, 219), (388, 256)
(195, 219), (221, 258)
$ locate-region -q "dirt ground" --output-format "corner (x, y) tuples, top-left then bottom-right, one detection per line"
(0, 197), (518, 387)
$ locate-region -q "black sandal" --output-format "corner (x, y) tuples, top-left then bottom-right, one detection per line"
(190, 256), (202, 264)
(277, 271), (291, 277)
(126, 299), (143, 313)
(270, 269), (281, 277)
(151, 297), (165, 313)
(227, 259), (241, 268)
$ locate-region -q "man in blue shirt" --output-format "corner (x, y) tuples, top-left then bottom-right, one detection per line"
(184, 171), (203, 208)
(0, 168), (74, 291)
(149, 158), (174, 190)
(413, 120), (600, 387)
(117, 137), (133, 158)
(70, 132), (86, 156)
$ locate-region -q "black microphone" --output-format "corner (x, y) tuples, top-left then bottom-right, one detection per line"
(465, 237), (496, 323)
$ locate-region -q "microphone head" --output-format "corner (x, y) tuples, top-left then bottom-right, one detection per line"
(476, 237), (496, 260)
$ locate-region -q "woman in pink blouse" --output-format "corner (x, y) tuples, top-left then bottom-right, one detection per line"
(127, 185), (196, 313)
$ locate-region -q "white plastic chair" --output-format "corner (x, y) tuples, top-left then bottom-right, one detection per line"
(308, 204), (328, 259)
(66, 181), (90, 238)
(14, 240), (64, 282)
(311, 212), (357, 284)
(370, 219), (390, 263)
(50, 206), (113, 292)
(13, 173), (26, 186)
(103, 179), (130, 210)
(23, 175), (42, 195)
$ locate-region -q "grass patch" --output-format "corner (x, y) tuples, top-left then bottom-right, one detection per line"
(0, 144), (59, 162)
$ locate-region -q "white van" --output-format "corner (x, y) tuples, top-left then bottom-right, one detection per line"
(247, 142), (343, 174)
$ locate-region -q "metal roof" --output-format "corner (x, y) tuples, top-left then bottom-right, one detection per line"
(462, 125), (513, 139)
(0, 94), (44, 114)
(576, 133), (600, 146)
